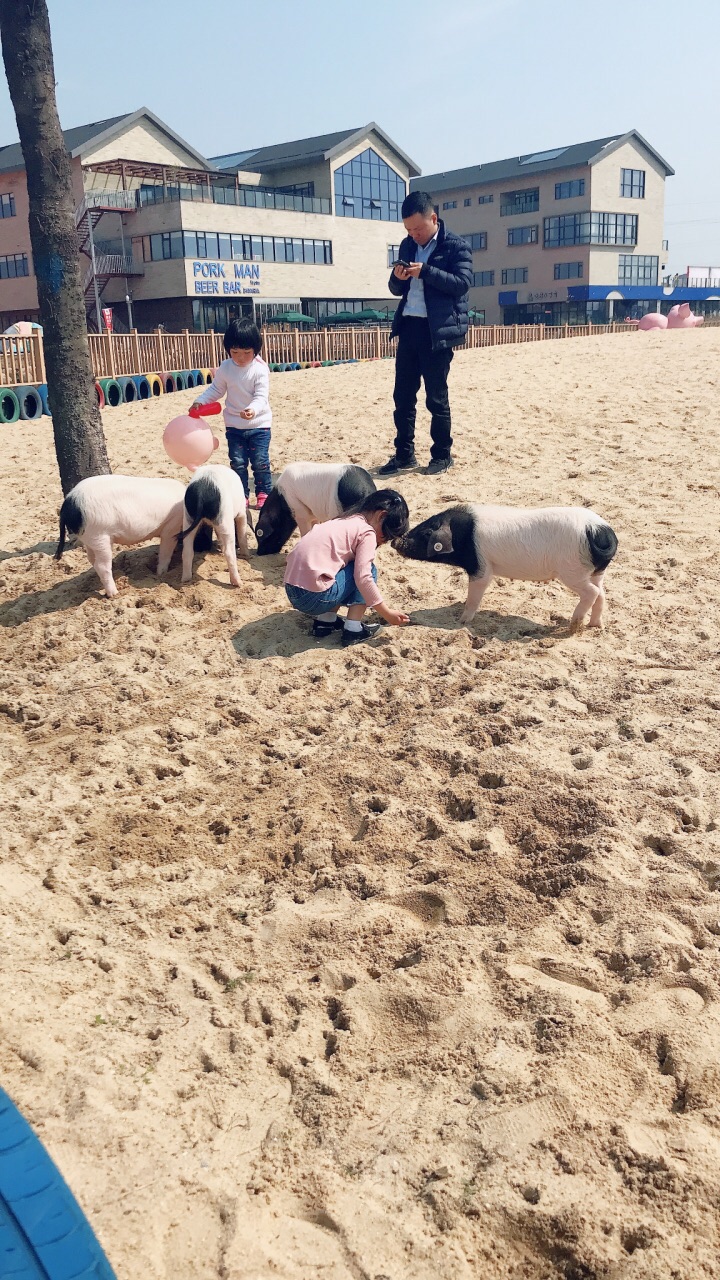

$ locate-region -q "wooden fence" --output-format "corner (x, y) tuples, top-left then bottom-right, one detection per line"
(0, 322), (640, 389)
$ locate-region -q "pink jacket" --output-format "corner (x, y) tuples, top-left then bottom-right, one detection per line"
(284, 515), (382, 607)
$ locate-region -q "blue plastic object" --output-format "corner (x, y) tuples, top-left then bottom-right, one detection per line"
(0, 1087), (116, 1279)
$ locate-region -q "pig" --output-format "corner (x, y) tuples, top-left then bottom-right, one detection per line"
(178, 463), (249, 587)
(254, 462), (376, 555)
(55, 474), (186, 598)
(393, 504), (618, 630)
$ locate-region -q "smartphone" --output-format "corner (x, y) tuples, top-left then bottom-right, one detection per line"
(396, 259), (412, 268)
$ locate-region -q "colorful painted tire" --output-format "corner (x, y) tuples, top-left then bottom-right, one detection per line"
(132, 375), (152, 400)
(199, 368), (212, 384)
(15, 385), (43, 420)
(94, 382), (105, 410)
(160, 372), (175, 394)
(184, 371), (197, 389)
(0, 388), (20, 423)
(0, 1086), (116, 1278)
(117, 377), (137, 404)
(174, 372), (188, 391)
(190, 369), (202, 388)
(144, 373), (163, 397)
(38, 383), (52, 416)
(98, 378), (122, 408)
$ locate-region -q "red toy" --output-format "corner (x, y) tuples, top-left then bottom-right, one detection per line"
(188, 402), (222, 419)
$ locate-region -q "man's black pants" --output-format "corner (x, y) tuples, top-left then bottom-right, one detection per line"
(393, 317), (454, 463)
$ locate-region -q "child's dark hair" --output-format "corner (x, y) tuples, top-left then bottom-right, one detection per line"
(224, 317), (262, 355)
(355, 489), (409, 539)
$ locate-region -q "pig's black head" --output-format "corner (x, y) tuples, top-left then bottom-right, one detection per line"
(254, 487), (296, 555)
(393, 506), (481, 576)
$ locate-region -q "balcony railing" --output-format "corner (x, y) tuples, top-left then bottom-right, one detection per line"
(663, 274), (720, 289)
(83, 254), (143, 290)
(76, 190), (137, 221)
(134, 183), (332, 216)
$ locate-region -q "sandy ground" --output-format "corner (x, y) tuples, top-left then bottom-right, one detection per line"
(1, 329), (719, 1280)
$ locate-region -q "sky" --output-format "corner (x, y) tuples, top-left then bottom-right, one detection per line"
(0, 0), (717, 274)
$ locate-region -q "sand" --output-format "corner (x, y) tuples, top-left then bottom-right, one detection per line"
(1, 329), (719, 1280)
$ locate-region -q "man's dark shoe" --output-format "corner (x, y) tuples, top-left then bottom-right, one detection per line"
(311, 617), (344, 638)
(424, 456), (455, 475)
(378, 455), (417, 476)
(341, 622), (381, 647)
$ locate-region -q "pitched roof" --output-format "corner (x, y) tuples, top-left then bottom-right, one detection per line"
(411, 130), (674, 195)
(211, 123), (421, 177)
(0, 107), (213, 175)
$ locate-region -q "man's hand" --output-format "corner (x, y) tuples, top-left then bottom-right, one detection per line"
(239, 408), (255, 420)
(403, 262), (422, 278)
(393, 263), (410, 280)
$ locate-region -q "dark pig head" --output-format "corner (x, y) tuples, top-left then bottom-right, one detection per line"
(254, 487), (297, 555)
(392, 506), (481, 576)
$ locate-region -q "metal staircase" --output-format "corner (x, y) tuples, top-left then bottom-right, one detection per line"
(75, 190), (143, 326)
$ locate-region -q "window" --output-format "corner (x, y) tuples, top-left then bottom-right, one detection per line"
(463, 197), (472, 207)
(473, 270), (494, 287)
(555, 180), (585, 200)
(507, 225), (537, 246)
(462, 232), (487, 251)
(501, 267), (528, 284)
(500, 187), (539, 216)
(0, 193), (15, 218)
(387, 245), (401, 267)
(143, 232), (332, 264)
(620, 168), (645, 198)
(478, 194), (493, 205)
(317, 299), (364, 317)
(334, 147), (406, 221)
(0, 252), (28, 278)
(554, 261), (583, 279)
(543, 212), (637, 247)
(442, 200), (457, 210)
(618, 254), (658, 286)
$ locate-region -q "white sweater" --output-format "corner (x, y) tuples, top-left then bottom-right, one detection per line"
(197, 356), (272, 432)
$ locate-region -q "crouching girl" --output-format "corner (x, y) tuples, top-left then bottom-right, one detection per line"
(284, 490), (410, 647)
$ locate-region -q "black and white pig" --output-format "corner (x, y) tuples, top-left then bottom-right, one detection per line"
(177, 463), (249, 587)
(55, 474), (186, 598)
(254, 462), (376, 555)
(393, 504), (618, 629)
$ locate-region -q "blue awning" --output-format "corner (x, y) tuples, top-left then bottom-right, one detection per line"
(567, 285), (720, 302)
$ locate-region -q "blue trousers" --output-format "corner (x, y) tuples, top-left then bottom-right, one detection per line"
(226, 427), (272, 499)
(285, 561), (378, 616)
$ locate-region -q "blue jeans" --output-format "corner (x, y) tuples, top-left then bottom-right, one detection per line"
(286, 562), (378, 616)
(226, 427), (272, 499)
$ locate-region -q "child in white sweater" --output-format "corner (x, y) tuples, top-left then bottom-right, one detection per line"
(192, 318), (273, 509)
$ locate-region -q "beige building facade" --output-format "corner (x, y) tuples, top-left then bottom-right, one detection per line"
(413, 132), (677, 325)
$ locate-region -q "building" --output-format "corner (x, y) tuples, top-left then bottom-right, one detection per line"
(411, 132), (718, 325)
(0, 108), (419, 332)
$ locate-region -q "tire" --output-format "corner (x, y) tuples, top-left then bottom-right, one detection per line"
(144, 373), (163, 397)
(0, 388), (20, 424)
(16, 385), (43, 420)
(199, 368), (212, 385)
(184, 371), (196, 389)
(37, 384), (52, 416)
(0, 1086), (116, 1279)
(190, 369), (203, 388)
(132, 376), (151, 400)
(97, 379), (122, 408)
(160, 372), (174, 394)
(117, 377), (137, 404)
(94, 382), (105, 410)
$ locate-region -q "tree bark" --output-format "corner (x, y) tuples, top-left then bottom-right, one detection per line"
(0, 0), (110, 494)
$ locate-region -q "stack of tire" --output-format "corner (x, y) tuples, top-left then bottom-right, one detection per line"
(0, 368), (215, 421)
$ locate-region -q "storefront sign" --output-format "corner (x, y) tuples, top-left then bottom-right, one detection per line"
(516, 288), (565, 305)
(192, 260), (261, 296)
(101, 306), (113, 330)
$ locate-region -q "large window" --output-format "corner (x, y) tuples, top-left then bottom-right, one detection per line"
(507, 225), (538, 246)
(544, 212), (637, 247)
(501, 267), (528, 284)
(0, 253), (29, 278)
(620, 168), (645, 198)
(478, 194), (493, 205)
(473, 270), (494, 287)
(0, 193), (15, 218)
(141, 232), (332, 265)
(317, 299), (364, 317)
(500, 188), (539, 216)
(334, 147), (406, 221)
(442, 200), (457, 210)
(463, 232), (487, 251)
(554, 261), (583, 279)
(137, 181), (331, 216)
(618, 254), (658, 286)
(555, 180), (585, 200)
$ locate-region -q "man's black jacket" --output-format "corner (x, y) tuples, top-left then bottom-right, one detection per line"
(388, 218), (473, 350)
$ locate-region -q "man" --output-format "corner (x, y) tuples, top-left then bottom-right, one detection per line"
(379, 190), (473, 477)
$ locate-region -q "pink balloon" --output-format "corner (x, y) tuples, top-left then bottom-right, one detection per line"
(163, 414), (220, 471)
(638, 312), (668, 330)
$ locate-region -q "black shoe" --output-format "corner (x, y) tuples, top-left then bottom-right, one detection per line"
(378, 455), (417, 476)
(341, 622), (380, 647)
(424, 456), (454, 475)
(311, 616), (344, 638)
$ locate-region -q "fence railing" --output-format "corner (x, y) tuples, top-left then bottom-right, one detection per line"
(0, 323), (640, 390)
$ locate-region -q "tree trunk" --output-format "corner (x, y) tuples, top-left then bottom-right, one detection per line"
(0, 0), (110, 494)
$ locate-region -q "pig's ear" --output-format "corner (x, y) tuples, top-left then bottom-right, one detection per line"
(429, 523), (454, 555)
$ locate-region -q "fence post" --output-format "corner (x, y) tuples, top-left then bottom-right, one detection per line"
(208, 330), (215, 370)
(293, 328), (300, 363)
(131, 328), (141, 375)
(182, 329), (192, 370)
(322, 327), (328, 361)
(563, 324), (569, 339)
(107, 330), (116, 378)
(350, 328), (356, 359)
(156, 329), (166, 374)
(35, 332), (46, 384)
(375, 327), (381, 359)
